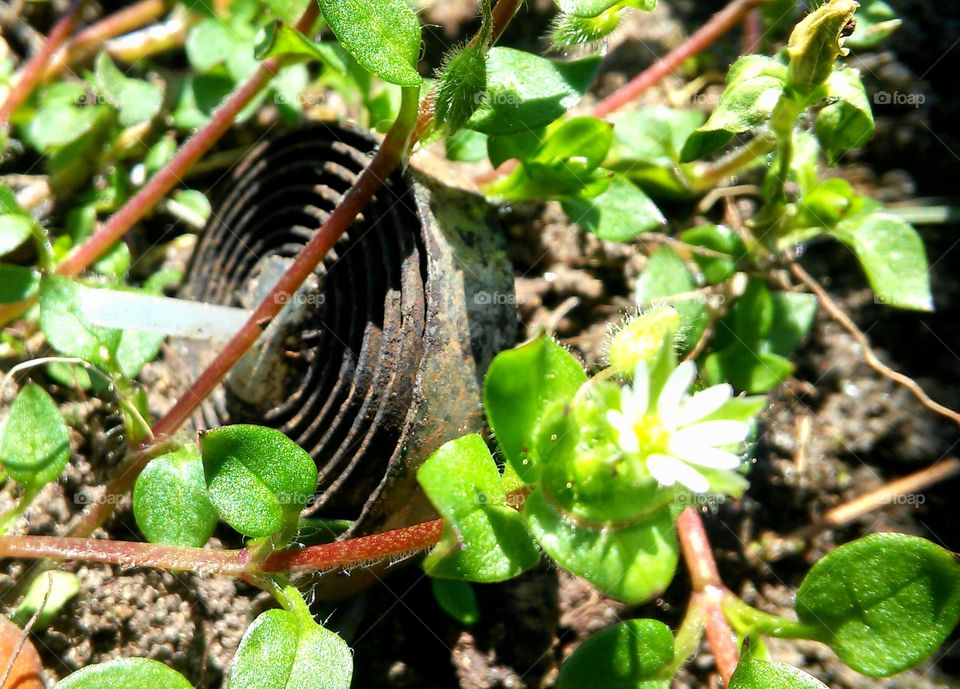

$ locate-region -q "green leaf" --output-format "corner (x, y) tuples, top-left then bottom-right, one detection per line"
(680, 56), (787, 162)
(317, 0), (422, 86)
(606, 106), (705, 198)
(466, 48), (600, 135)
(845, 0), (900, 49)
(795, 533), (960, 677)
(636, 247), (706, 353)
(185, 18), (235, 72)
(39, 276), (122, 366)
(0, 264), (39, 304)
(254, 21), (348, 75)
(815, 67), (874, 164)
(555, 0), (621, 17)
(0, 384), (70, 488)
(533, 116), (612, 171)
(483, 335), (586, 482)
(730, 655), (828, 688)
(702, 347), (794, 394)
(524, 490), (679, 605)
(173, 74), (235, 130)
(11, 570), (80, 630)
(418, 434), (540, 582)
(561, 175), (665, 241)
(93, 53), (163, 127)
(831, 212), (932, 311)
(54, 658), (194, 689)
(200, 425), (318, 539)
(431, 579), (479, 625)
(446, 129), (489, 162)
(557, 619), (674, 689)
(228, 607), (352, 689)
(134, 447), (219, 548)
(0, 215), (32, 256)
(767, 291), (817, 357)
(680, 224), (747, 284)
(24, 102), (104, 152)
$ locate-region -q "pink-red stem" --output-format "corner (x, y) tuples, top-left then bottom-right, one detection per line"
(0, 0), (90, 127)
(677, 508), (739, 686)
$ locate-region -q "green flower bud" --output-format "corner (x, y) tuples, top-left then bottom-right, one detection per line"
(550, 8), (623, 48)
(434, 44), (488, 132)
(786, 0), (860, 93)
(606, 306), (681, 375)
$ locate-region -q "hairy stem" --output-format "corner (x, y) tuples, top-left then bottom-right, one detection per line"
(676, 508), (740, 686)
(0, 0), (91, 128)
(591, 0), (766, 118)
(0, 520), (443, 577)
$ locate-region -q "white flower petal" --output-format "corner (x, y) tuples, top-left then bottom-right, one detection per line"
(606, 410), (639, 453)
(672, 420), (750, 447)
(624, 362), (649, 419)
(676, 383), (732, 426)
(648, 453), (709, 493)
(658, 360), (696, 427)
(668, 439), (743, 470)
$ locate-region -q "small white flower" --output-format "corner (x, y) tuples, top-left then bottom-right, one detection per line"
(605, 361), (750, 493)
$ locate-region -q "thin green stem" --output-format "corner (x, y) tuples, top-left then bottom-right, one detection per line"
(722, 593), (823, 640)
(666, 593), (707, 676)
(688, 134), (776, 192)
(0, 485), (42, 535)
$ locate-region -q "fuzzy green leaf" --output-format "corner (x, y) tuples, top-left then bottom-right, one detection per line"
(730, 656), (828, 688)
(55, 658), (194, 689)
(93, 53), (163, 127)
(134, 447), (219, 548)
(561, 175), (665, 241)
(39, 276), (122, 366)
(636, 247), (706, 352)
(557, 619), (674, 689)
(680, 56), (787, 162)
(0, 384), (70, 488)
(483, 335), (586, 482)
(317, 0), (422, 86)
(795, 533), (960, 677)
(431, 579), (480, 625)
(815, 67), (875, 164)
(418, 434), (540, 582)
(524, 490), (679, 604)
(467, 48), (600, 135)
(227, 608), (353, 689)
(831, 212), (932, 311)
(200, 425), (318, 539)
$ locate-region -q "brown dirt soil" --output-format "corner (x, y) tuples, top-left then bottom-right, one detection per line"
(2, 0), (959, 688)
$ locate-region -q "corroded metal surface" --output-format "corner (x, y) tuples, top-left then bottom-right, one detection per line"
(171, 123), (515, 594)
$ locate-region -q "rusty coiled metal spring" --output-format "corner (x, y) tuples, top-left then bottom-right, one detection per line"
(172, 124), (515, 578)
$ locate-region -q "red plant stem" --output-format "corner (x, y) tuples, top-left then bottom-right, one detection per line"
(592, 0), (764, 118)
(0, 520), (443, 577)
(0, 0), (91, 127)
(742, 5), (763, 53)
(42, 0), (170, 81)
(677, 508), (739, 686)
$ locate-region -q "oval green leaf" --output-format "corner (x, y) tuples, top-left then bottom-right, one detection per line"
(557, 619), (674, 689)
(729, 657), (828, 689)
(200, 425), (318, 539)
(0, 384), (70, 488)
(39, 276), (122, 366)
(317, 0), (422, 86)
(483, 335), (586, 483)
(134, 447), (219, 548)
(55, 658), (194, 689)
(560, 175), (666, 241)
(227, 608), (352, 689)
(466, 48), (601, 135)
(0, 264), (40, 304)
(795, 533), (960, 677)
(431, 578), (480, 625)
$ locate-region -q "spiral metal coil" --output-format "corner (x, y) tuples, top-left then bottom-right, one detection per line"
(172, 124), (515, 578)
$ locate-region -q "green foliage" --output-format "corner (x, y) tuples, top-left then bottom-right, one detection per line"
(483, 334), (586, 483)
(434, 45), (488, 133)
(227, 599), (353, 689)
(93, 53), (164, 127)
(11, 570), (80, 630)
(557, 619), (674, 689)
(39, 276), (121, 367)
(680, 224), (747, 284)
(845, 0), (901, 48)
(431, 579), (480, 625)
(560, 176), (665, 241)
(730, 651), (828, 688)
(636, 247), (706, 352)
(316, 0), (422, 87)
(0, 384), (70, 488)
(0, 186), (36, 257)
(200, 425), (318, 541)
(466, 48), (600, 135)
(0, 265), (39, 304)
(417, 434), (540, 582)
(795, 533), (960, 677)
(681, 56), (787, 162)
(815, 67), (875, 164)
(785, 0), (858, 93)
(54, 658), (194, 689)
(134, 447), (219, 548)
(254, 21), (347, 75)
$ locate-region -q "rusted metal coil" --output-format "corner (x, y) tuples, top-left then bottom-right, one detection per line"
(172, 124), (515, 587)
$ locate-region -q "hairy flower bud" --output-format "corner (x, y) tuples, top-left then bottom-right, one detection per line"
(607, 306), (681, 375)
(786, 0), (859, 93)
